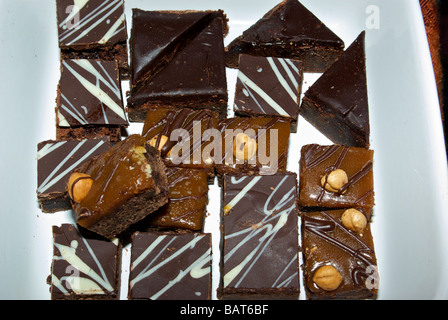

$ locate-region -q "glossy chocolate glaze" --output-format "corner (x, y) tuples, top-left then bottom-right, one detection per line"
(129, 232), (212, 300)
(299, 144), (374, 211)
(301, 210), (378, 299)
(72, 135), (168, 236)
(220, 173), (300, 299)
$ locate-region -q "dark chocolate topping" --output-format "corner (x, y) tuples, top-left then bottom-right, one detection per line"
(221, 173), (299, 295)
(57, 0), (127, 48)
(234, 54), (303, 118)
(57, 59), (127, 127)
(37, 138), (111, 196)
(50, 224), (119, 299)
(304, 31), (369, 143)
(129, 232), (211, 300)
(240, 0), (344, 47)
(129, 16), (227, 105)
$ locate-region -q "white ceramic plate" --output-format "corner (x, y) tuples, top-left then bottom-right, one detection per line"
(1, 0), (447, 300)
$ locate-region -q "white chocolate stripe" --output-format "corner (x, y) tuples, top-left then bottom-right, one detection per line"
(237, 72), (289, 117)
(60, 0), (123, 44)
(60, 0), (116, 41)
(65, 0), (124, 45)
(223, 176), (262, 215)
(223, 176), (297, 288)
(131, 235), (167, 271)
(73, 59), (121, 98)
(62, 61), (126, 121)
(130, 235), (209, 290)
(54, 238), (113, 293)
(59, 0), (89, 28)
(151, 248), (211, 300)
(37, 141), (67, 160)
(38, 139), (105, 193)
(272, 256), (298, 288)
(99, 13), (125, 44)
(278, 58), (299, 90)
(266, 57), (298, 102)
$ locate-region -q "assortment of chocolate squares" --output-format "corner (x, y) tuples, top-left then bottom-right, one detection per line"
(37, 0), (379, 300)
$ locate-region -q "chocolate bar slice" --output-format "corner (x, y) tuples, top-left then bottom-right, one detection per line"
(301, 210), (379, 299)
(49, 224), (121, 300)
(233, 54), (303, 132)
(299, 144), (374, 212)
(55, 59), (128, 142)
(300, 31), (370, 148)
(37, 138), (111, 213)
(216, 116), (290, 178)
(220, 173), (300, 299)
(225, 0), (344, 72)
(141, 107), (218, 177)
(127, 9), (228, 121)
(69, 134), (169, 239)
(128, 232), (212, 300)
(56, 0), (129, 78)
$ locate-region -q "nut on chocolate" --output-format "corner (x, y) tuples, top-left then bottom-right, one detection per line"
(67, 172), (93, 203)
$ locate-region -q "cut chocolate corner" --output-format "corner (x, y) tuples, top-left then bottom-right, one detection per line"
(224, 0), (344, 72)
(300, 31), (370, 149)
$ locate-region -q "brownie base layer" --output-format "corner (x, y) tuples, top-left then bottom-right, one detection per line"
(56, 126), (122, 143)
(299, 96), (369, 148)
(127, 99), (228, 122)
(225, 42), (343, 73)
(60, 42), (129, 79)
(219, 289), (299, 300)
(38, 193), (71, 213)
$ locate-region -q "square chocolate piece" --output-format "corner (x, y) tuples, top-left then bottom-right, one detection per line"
(216, 116), (291, 178)
(141, 107), (218, 177)
(127, 9), (228, 121)
(141, 167), (209, 231)
(301, 209), (379, 299)
(50, 224), (121, 300)
(234, 54), (303, 132)
(220, 173), (300, 299)
(128, 232), (212, 300)
(56, 0), (129, 78)
(56, 59), (128, 142)
(37, 137), (111, 213)
(299, 144), (374, 211)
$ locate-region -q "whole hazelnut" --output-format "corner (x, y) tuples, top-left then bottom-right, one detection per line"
(233, 133), (257, 161)
(67, 172), (93, 203)
(341, 208), (367, 234)
(312, 265), (342, 291)
(321, 169), (348, 193)
(148, 135), (169, 151)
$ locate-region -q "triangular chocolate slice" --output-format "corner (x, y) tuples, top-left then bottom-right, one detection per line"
(299, 31), (370, 148)
(225, 0), (344, 72)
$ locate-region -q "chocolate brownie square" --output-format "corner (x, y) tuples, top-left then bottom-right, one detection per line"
(220, 173), (300, 299)
(56, 0), (129, 78)
(49, 224), (121, 300)
(128, 232), (212, 300)
(301, 209), (379, 299)
(55, 59), (128, 142)
(299, 144), (374, 212)
(233, 54), (303, 132)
